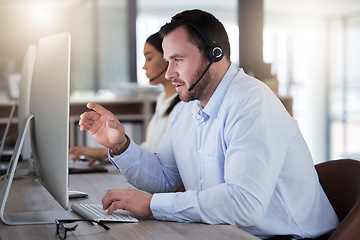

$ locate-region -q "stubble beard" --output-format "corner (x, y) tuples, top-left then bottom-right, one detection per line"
(179, 62), (212, 103)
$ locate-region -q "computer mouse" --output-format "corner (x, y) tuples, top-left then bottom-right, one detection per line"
(69, 190), (88, 199)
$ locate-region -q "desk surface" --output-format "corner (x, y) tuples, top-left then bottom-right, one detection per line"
(0, 165), (260, 240)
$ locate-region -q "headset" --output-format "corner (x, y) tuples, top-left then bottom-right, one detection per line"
(182, 20), (224, 91)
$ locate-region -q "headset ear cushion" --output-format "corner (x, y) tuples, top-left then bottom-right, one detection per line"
(206, 43), (223, 62)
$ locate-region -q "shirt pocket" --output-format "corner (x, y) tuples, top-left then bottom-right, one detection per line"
(201, 151), (225, 188)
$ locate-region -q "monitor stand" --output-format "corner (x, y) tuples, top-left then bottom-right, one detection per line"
(0, 114), (74, 225)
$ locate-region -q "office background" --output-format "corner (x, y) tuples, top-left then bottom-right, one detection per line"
(0, 0), (359, 164)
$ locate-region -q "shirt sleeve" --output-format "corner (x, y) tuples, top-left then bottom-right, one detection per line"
(109, 135), (182, 194)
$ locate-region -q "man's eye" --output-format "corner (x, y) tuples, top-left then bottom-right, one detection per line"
(175, 58), (182, 62)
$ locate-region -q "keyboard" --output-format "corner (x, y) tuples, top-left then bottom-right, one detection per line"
(68, 158), (108, 174)
(69, 159), (92, 169)
(71, 203), (138, 223)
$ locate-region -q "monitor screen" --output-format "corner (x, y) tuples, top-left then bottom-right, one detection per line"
(0, 32), (73, 225)
(0, 45), (36, 174)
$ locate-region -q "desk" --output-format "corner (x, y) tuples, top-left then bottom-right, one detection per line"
(0, 166), (260, 240)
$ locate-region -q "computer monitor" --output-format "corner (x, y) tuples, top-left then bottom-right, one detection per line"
(0, 32), (74, 225)
(0, 44), (36, 175)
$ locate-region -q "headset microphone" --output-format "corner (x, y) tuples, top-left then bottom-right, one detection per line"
(149, 66), (167, 82)
(188, 59), (214, 91)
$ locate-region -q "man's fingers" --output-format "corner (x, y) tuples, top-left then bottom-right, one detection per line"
(79, 112), (98, 125)
(85, 103), (119, 130)
(102, 188), (129, 213)
(79, 123), (92, 131)
(87, 102), (111, 116)
(79, 125), (87, 131)
(101, 188), (152, 217)
(102, 189), (118, 210)
(107, 201), (124, 215)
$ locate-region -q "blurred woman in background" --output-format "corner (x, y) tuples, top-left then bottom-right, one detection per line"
(70, 32), (180, 166)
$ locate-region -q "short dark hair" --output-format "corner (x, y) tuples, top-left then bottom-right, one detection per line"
(159, 9), (230, 62)
(146, 32), (163, 54)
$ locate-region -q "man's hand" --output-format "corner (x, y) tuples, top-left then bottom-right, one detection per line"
(78, 102), (127, 150)
(102, 187), (153, 217)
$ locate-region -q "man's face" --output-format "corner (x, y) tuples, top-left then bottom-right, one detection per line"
(162, 27), (211, 103)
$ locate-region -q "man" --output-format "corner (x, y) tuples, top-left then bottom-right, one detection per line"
(79, 9), (338, 239)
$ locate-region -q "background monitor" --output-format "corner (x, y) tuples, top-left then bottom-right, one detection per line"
(0, 44), (36, 175)
(0, 32), (74, 225)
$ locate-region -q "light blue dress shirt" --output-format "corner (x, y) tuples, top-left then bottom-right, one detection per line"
(109, 64), (338, 239)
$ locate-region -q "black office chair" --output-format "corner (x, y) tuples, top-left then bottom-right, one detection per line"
(315, 159), (360, 240)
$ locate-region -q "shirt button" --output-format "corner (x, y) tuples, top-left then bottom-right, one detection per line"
(201, 120), (205, 125)
(198, 149), (202, 153)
